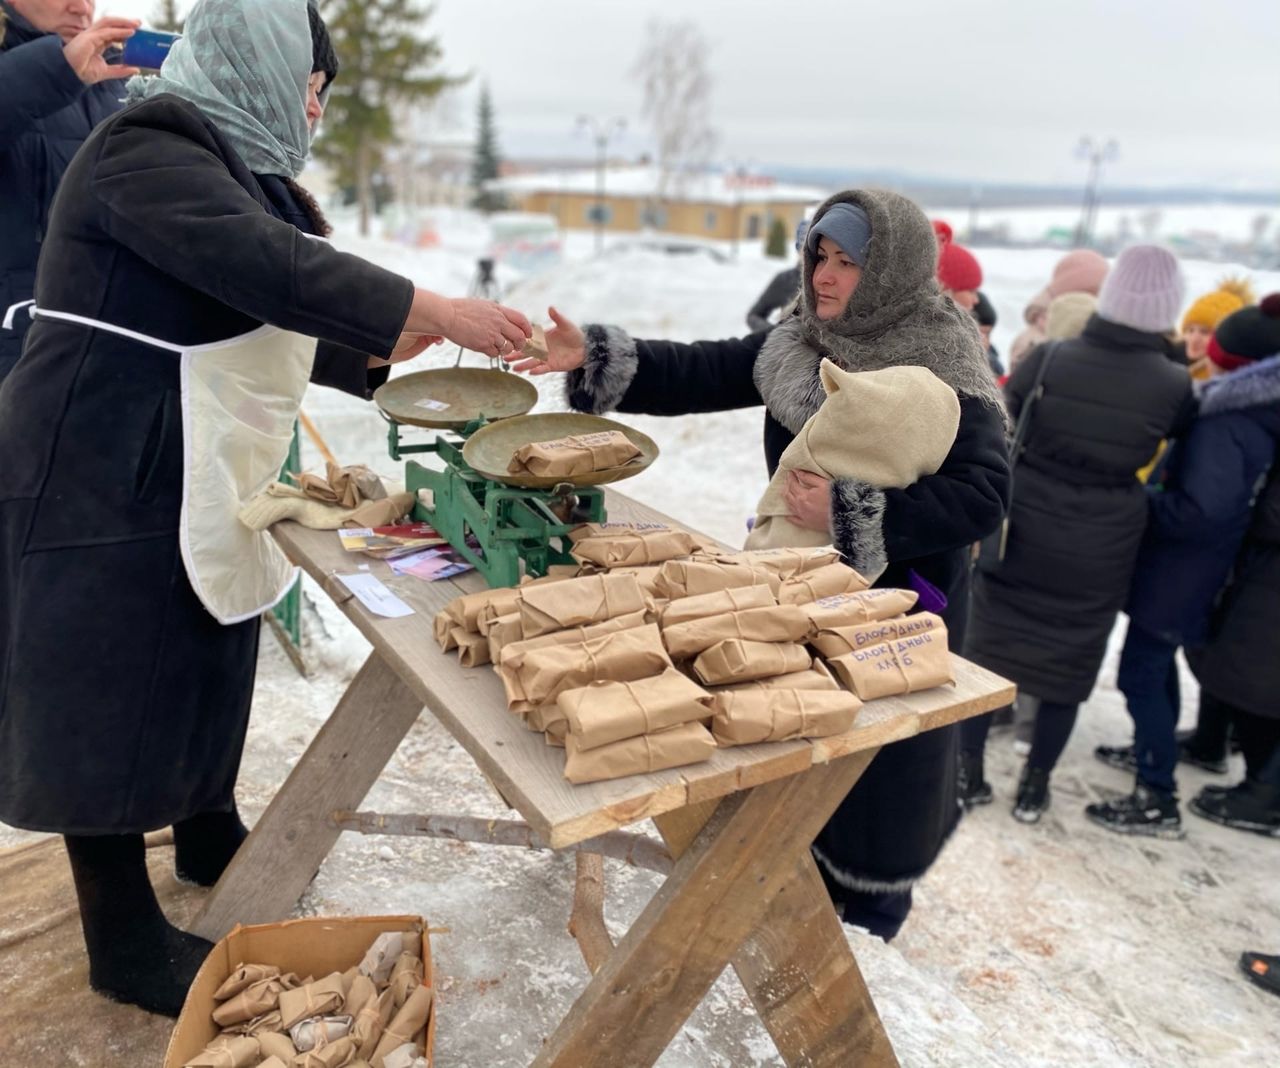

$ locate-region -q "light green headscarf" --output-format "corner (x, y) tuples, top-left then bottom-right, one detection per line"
(127, 0), (313, 178)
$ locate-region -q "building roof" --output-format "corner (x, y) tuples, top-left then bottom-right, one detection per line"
(487, 165), (828, 206)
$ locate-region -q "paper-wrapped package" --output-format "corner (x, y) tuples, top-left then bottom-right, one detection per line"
(224, 1009), (285, 1036)
(604, 565), (665, 598)
(558, 669), (713, 750)
(661, 604), (810, 659)
(508, 430), (641, 477)
(257, 1057), (289, 1068)
(389, 952), (425, 1008)
(544, 717), (567, 746)
(342, 975), (378, 1019)
(278, 973), (347, 1030)
(484, 612), (525, 664)
(370, 985), (434, 1066)
(777, 562), (870, 605)
(352, 988), (396, 1059)
(692, 639), (811, 685)
(703, 547), (840, 580)
(433, 575), (567, 649)
(358, 933), (416, 984)
(569, 522), (697, 568)
(800, 588), (919, 630)
(291, 1036), (357, 1067)
(564, 722), (716, 784)
(711, 689), (862, 745)
(495, 609), (647, 669)
(500, 624), (671, 707)
(517, 572), (649, 638)
(448, 627), (489, 668)
(826, 628), (953, 700)
(810, 611), (944, 659)
(721, 659), (840, 693)
(211, 976), (285, 1027)
(256, 1032), (298, 1062)
(214, 963), (282, 1001)
(290, 1015), (354, 1053)
(658, 585), (775, 627)
(654, 559), (780, 600)
(182, 1035), (261, 1068)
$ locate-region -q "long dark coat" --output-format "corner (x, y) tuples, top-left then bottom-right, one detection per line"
(965, 316), (1195, 705)
(566, 322), (1010, 890)
(0, 95), (413, 834)
(0, 2), (125, 378)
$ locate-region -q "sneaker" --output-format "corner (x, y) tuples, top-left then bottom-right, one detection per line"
(1085, 783), (1185, 839)
(1013, 767), (1051, 823)
(958, 751), (993, 809)
(1240, 952), (1280, 998)
(1094, 743), (1137, 772)
(1189, 781), (1280, 838)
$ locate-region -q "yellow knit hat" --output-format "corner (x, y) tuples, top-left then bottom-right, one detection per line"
(1181, 277), (1256, 332)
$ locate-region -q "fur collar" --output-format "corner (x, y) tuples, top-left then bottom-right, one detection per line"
(1199, 353), (1280, 418)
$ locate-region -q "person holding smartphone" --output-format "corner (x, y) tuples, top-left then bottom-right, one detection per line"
(0, 0), (144, 381)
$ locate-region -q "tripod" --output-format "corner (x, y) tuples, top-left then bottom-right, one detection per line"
(455, 257), (507, 368)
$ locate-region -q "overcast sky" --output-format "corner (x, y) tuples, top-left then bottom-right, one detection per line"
(108, 0), (1280, 189)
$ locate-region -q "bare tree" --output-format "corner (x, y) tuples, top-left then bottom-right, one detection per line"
(630, 19), (717, 199)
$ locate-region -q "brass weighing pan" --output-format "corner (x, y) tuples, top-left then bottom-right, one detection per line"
(374, 367), (538, 430)
(463, 413), (660, 489)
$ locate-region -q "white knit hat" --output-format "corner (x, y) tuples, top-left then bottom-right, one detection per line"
(1096, 245), (1185, 333)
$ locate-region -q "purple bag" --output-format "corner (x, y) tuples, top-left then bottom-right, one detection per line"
(907, 569), (948, 616)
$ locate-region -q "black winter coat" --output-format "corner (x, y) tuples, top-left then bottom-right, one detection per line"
(965, 316), (1195, 705)
(0, 3), (124, 378)
(1191, 468), (1280, 721)
(745, 265), (800, 333)
(1127, 356), (1280, 645)
(567, 322), (1011, 891)
(0, 95), (413, 833)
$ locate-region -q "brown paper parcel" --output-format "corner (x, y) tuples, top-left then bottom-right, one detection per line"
(569, 522), (697, 568)
(278, 973), (347, 1030)
(657, 584), (775, 627)
(213, 963), (282, 1001)
(827, 628), (954, 700)
(557, 669), (713, 750)
(705, 547), (840, 579)
(810, 611), (944, 659)
(508, 430), (641, 477)
(182, 1035), (262, 1068)
(517, 572), (649, 638)
(661, 604), (810, 659)
(370, 984), (434, 1065)
(292, 1036), (357, 1067)
(777, 562), (870, 604)
(255, 1032), (298, 1062)
(500, 624), (671, 707)
(800, 588), (919, 630)
(722, 659), (840, 693)
(211, 976), (285, 1027)
(563, 722), (716, 784)
(433, 574), (567, 649)
(654, 558), (781, 600)
(496, 610), (648, 680)
(692, 639), (811, 685)
(389, 952), (424, 1007)
(711, 689), (862, 745)
(290, 1015), (354, 1053)
(352, 988), (397, 1060)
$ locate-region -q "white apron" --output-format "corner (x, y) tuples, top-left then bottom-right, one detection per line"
(4, 300), (316, 625)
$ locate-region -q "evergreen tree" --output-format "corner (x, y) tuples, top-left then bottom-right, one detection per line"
(765, 216), (789, 259)
(314, 0), (461, 235)
(470, 85), (506, 214)
(149, 0), (184, 32)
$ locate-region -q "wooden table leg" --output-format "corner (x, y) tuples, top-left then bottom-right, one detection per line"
(190, 652), (422, 941)
(530, 752), (875, 1068)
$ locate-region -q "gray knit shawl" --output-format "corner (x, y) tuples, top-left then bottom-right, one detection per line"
(755, 189), (1006, 434)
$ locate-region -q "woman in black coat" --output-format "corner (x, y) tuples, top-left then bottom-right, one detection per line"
(510, 188), (1011, 940)
(963, 245), (1196, 822)
(0, 0), (529, 1016)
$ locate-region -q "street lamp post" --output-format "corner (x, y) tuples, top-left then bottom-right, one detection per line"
(1074, 136), (1120, 248)
(576, 116), (626, 255)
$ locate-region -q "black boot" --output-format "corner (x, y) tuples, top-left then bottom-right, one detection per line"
(1012, 766), (1051, 823)
(1085, 783), (1185, 839)
(1241, 952), (1280, 997)
(1093, 742), (1137, 772)
(64, 834), (214, 1017)
(1189, 780), (1280, 838)
(174, 807), (249, 887)
(957, 750), (993, 808)
(1094, 737), (1229, 776)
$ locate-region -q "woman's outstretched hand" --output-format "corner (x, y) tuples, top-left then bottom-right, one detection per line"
(783, 470), (834, 533)
(505, 307), (586, 375)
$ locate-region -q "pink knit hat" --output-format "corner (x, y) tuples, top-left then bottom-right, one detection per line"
(1049, 250), (1109, 298)
(1096, 245), (1185, 333)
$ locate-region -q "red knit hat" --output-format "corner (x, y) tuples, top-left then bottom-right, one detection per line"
(932, 219), (982, 291)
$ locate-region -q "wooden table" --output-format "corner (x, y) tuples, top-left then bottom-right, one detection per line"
(191, 491), (1014, 1067)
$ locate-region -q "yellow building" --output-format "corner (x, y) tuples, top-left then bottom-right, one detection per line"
(487, 166), (827, 245)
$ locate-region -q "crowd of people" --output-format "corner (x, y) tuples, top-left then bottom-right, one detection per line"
(2, 0), (1276, 1025)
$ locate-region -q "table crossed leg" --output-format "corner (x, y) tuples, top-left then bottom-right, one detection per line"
(532, 750), (899, 1068)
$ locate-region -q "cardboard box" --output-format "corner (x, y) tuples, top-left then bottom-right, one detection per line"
(165, 915), (434, 1067)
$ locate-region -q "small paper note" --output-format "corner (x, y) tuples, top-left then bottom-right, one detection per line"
(336, 572), (415, 617)
(414, 398), (450, 411)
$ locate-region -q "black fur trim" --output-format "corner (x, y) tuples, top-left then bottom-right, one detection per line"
(565, 324), (640, 414)
(831, 478), (888, 578)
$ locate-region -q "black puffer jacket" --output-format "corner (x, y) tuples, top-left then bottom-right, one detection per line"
(966, 316), (1195, 704)
(0, 2), (125, 377)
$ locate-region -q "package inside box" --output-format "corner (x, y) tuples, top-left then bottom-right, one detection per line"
(165, 915), (433, 1068)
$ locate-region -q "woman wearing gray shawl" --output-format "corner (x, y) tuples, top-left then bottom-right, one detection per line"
(508, 189), (1011, 939)
(0, 0), (530, 1016)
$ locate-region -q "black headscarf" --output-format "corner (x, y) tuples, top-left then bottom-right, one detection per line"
(308, 2), (338, 86)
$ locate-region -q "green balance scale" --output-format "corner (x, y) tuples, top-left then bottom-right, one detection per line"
(374, 365), (659, 588)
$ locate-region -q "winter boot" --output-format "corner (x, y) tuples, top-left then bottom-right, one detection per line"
(1085, 783), (1185, 839)
(1240, 952), (1280, 998)
(1094, 738), (1228, 776)
(957, 750), (993, 808)
(174, 807), (250, 887)
(1189, 780), (1280, 838)
(1012, 766), (1051, 824)
(65, 834), (214, 1016)
(1093, 742), (1138, 772)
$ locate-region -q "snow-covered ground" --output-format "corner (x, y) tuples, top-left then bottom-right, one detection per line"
(5, 210), (1279, 1065)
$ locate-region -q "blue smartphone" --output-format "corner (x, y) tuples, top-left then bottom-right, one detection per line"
(121, 29), (180, 70)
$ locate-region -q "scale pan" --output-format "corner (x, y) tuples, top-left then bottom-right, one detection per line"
(374, 368), (538, 429)
(463, 413), (660, 489)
